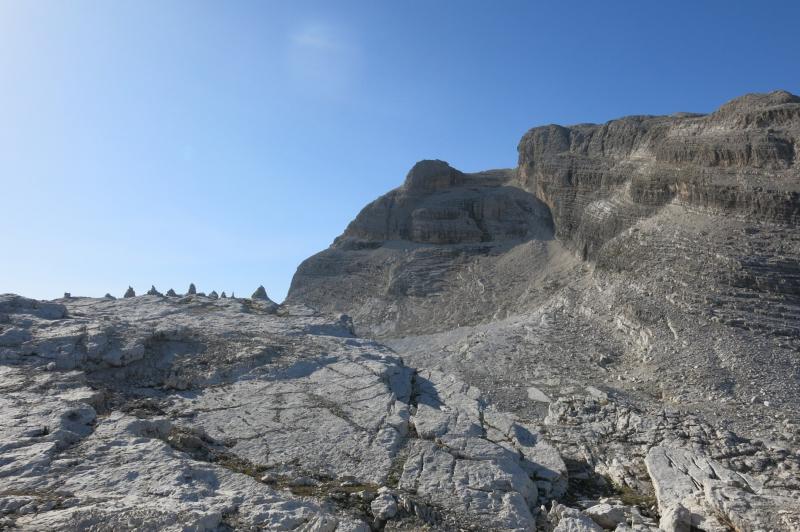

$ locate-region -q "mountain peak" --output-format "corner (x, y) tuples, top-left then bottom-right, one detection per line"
(402, 159), (465, 193)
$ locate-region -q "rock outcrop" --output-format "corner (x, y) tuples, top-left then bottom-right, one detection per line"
(516, 90), (800, 260)
(0, 293), (568, 530)
(645, 446), (799, 531)
(287, 91), (800, 530)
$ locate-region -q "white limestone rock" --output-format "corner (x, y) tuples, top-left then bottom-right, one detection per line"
(0, 294), (572, 530)
(585, 503), (627, 529)
(370, 492), (398, 520)
(549, 503), (604, 532)
(527, 385), (552, 403)
(645, 445), (800, 532)
(170, 353), (414, 484)
(395, 369), (568, 530)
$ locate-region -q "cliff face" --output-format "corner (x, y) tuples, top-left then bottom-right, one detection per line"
(516, 90), (800, 259)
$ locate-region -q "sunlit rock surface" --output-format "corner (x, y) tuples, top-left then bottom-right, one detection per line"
(0, 294), (569, 530)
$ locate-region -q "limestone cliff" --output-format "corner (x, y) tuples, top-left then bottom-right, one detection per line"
(516, 90), (800, 260)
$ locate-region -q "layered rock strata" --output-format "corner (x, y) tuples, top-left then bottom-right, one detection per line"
(288, 91), (800, 531)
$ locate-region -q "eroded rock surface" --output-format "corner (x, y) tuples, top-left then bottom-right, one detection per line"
(0, 294), (573, 530)
(518, 91), (800, 259)
(288, 91), (800, 530)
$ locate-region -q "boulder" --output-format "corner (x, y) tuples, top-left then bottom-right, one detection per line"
(549, 503), (604, 532)
(527, 386), (551, 403)
(370, 492), (398, 520)
(585, 503), (627, 529)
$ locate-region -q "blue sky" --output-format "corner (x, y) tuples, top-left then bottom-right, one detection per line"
(2, 1), (799, 301)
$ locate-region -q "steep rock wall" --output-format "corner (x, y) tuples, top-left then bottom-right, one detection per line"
(516, 90), (800, 259)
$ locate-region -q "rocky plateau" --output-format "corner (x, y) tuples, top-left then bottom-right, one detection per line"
(2, 91), (800, 531)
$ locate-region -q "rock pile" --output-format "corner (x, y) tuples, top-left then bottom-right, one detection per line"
(251, 285), (269, 300)
(146, 285), (162, 296)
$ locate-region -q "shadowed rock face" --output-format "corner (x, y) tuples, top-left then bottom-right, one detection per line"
(402, 159), (467, 194)
(516, 90), (800, 260)
(339, 161), (552, 245)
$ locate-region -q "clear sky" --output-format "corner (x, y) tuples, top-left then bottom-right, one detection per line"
(2, 1), (799, 302)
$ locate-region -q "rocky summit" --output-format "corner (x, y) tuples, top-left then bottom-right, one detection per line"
(3, 91), (800, 531)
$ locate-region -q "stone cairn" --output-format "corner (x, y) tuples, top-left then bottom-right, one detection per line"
(251, 285), (269, 300)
